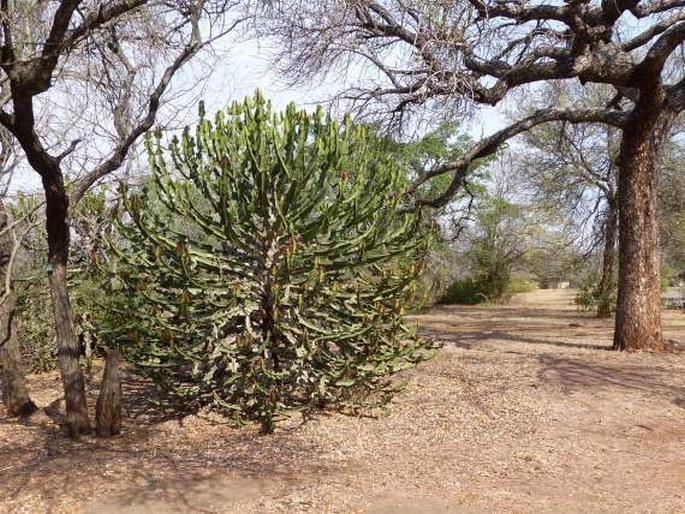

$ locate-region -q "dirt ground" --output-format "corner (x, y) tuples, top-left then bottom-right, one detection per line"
(1, 289), (684, 513)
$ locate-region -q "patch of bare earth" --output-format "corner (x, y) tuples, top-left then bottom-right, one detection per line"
(1, 289), (684, 513)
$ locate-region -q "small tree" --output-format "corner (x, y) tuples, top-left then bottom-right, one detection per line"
(0, 129), (37, 416)
(465, 195), (528, 302)
(103, 93), (434, 433)
(658, 132), (685, 280)
(381, 122), (489, 303)
(514, 83), (620, 318)
(0, 196), (38, 416)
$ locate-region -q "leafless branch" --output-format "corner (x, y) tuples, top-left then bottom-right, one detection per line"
(68, 8), (250, 207)
(410, 107), (627, 208)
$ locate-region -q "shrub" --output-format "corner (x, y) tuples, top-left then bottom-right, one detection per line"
(407, 241), (459, 308)
(661, 264), (674, 290)
(14, 274), (57, 371)
(10, 192), (112, 372)
(574, 273), (616, 313)
(506, 278), (538, 295)
(438, 277), (487, 305)
(101, 93), (436, 432)
(438, 275), (536, 306)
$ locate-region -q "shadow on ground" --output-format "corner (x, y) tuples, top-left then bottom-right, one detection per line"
(536, 352), (685, 398)
(0, 368), (335, 512)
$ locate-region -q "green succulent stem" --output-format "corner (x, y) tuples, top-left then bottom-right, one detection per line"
(101, 91), (437, 432)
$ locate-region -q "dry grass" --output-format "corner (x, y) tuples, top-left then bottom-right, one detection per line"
(1, 289), (684, 513)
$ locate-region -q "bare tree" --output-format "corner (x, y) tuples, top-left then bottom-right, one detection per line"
(515, 82), (620, 318)
(0, 1), (245, 437)
(262, 0), (685, 351)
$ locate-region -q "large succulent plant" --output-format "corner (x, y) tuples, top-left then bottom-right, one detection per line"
(104, 92), (435, 432)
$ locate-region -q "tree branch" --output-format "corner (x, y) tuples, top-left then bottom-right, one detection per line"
(638, 22), (685, 77)
(43, 1), (82, 60)
(69, 9), (247, 207)
(666, 75), (685, 113)
(0, 108), (13, 132)
(411, 107), (628, 209)
(0, 0), (14, 63)
(632, 0), (685, 17)
(621, 11), (685, 52)
(56, 139), (82, 164)
(62, 0), (149, 51)
(469, 0), (571, 24)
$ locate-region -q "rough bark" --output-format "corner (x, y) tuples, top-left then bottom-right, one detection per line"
(95, 348), (122, 437)
(44, 175), (91, 437)
(613, 95), (667, 351)
(0, 200), (37, 417)
(0, 291), (38, 417)
(597, 195), (618, 319)
(0, 293), (38, 417)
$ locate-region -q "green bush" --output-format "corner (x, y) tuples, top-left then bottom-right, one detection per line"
(438, 275), (537, 305)
(661, 264), (674, 290)
(14, 274), (56, 371)
(13, 266), (108, 372)
(438, 277), (487, 305)
(100, 93), (436, 432)
(577, 265), (671, 315)
(407, 242), (458, 308)
(574, 273), (616, 313)
(506, 278), (538, 295)
(10, 192), (111, 372)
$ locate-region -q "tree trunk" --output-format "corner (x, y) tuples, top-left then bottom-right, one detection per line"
(0, 292), (38, 417)
(0, 200), (37, 417)
(44, 175), (91, 437)
(0, 293), (39, 417)
(96, 348), (122, 437)
(614, 98), (668, 351)
(596, 195), (618, 319)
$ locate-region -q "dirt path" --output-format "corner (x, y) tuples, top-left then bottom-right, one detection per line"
(1, 289), (684, 513)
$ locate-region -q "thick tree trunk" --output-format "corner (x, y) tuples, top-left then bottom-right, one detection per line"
(596, 195), (618, 319)
(96, 348), (122, 437)
(614, 99), (668, 351)
(44, 176), (91, 437)
(0, 201), (37, 416)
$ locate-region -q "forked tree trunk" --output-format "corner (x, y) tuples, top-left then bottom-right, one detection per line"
(613, 96), (668, 352)
(44, 176), (91, 437)
(596, 196), (618, 319)
(0, 200), (37, 416)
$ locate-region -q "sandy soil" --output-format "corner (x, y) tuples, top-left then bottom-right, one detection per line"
(1, 289), (684, 513)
